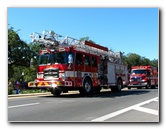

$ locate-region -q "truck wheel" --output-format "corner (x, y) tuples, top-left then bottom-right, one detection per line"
(151, 81), (157, 89)
(111, 79), (122, 92)
(128, 86), (131, 90)
(51, 87), (61, 96)
(80, 78), (92, 95)
(146, 83), (151, 89)
(117, 79), (122, 92)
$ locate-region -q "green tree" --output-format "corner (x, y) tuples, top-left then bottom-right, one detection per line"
(23, 67), (36, 82)
(8, 27), (37, 82)
(125, 53), (142, 69)
(8, 27), (36, 66)
(79, 36), (96, 43)
(123, 53), (158, 71)
(140, 57), (151, 66)
(150, 59), (158, 68)
(28, 42), (41, 68)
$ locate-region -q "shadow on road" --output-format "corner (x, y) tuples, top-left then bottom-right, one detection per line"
(41, 88), (158, 99)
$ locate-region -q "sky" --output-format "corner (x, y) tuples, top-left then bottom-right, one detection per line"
(8, 8), (159, 60)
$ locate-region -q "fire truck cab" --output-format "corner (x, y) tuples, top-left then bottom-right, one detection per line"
(128, 66), (158, 89)
(28, 30), (129, 96)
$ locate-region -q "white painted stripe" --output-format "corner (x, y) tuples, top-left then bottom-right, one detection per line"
(134, 106), (158, 115)
(92, 97), (158, 122)
(65, 71), (75, 77)
(65, 71), (98, 78)
(92, 105), (134, 122)
(153, 99), (158, 102)
(8, 103), (40, 109)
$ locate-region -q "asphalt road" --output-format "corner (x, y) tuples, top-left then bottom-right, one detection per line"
(8, 88), (159, 122)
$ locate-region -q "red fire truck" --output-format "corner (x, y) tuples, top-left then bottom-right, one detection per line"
(28, 30), (129, 96)
(128, 66), (158, 89)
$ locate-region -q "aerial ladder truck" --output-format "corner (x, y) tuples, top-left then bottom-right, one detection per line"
(28, 30), (129, 96)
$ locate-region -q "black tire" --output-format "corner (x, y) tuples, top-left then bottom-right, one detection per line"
(51, 87), (61, 96)
(80, 78), (92, 95)
(117, 79), (122, 92)
(111, 79), (122, 92)
(128, 86), (131, 90)
(146, 82), (151, 89)
(151, 81), (157, 89)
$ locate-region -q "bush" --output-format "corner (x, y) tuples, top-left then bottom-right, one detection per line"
(8, 88), (50, 95)
(8, 87), (14, 95)
(19, 89), (48, 94)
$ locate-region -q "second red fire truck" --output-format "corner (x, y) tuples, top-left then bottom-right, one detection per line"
(128, 66), (158, 89)
(28, 30), (129, 96)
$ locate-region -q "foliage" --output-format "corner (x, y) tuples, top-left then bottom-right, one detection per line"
(8, 87), (14, 95)
(23, 67), (36, 82)
(28, 42), (41, 68)
(8, 27), (37, 67)
(8, 27), (38, 83)
(79, 36), (96, 43)
(150, 59), (158, 68)
(20, 89), (49, 94)
(123, 53), (158, 71)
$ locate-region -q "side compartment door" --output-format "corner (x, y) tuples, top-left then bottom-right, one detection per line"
(107, 63), (116, 83)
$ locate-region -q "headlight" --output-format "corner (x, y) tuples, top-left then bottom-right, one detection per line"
(142, 80), (146, 82)
(37, 72), (43, 78)
(61, 73), (66, 81)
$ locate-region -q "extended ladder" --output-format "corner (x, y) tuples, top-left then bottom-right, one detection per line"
(30, 30), (122, 63)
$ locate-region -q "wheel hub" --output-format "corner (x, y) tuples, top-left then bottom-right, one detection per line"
(85, 82), (91, 92)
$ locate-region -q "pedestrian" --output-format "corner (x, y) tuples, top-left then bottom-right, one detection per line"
(16, 81), (21, 94)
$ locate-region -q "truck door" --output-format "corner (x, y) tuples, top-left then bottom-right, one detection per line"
(75, 53), (84, 80)
(91, 56), (98, 73)
(84, 54), (91, 72)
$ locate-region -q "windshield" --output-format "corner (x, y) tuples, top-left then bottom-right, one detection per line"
(38, 52), (69, 65)
(38, 54), (52, 65)
(131, 69), (147, 75)
(53, 52), (68, 64)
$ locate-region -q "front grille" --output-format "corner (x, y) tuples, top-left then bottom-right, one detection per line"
(44, 68), (59, 79)
(131, 76), (141, 82)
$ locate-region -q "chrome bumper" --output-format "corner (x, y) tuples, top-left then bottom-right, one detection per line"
(128, 82), (148, 87)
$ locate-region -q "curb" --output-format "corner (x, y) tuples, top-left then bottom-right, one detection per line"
(8, 92), (51, 98)
(8, 88), (118, 98)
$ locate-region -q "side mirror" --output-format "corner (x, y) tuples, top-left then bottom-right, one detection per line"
(68, 54), (73, 64)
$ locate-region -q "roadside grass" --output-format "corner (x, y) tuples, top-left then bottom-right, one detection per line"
(20, 89), (50, 94)
(8, 87), (50, 95)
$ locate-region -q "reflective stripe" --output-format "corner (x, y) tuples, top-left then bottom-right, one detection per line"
(37, 82), (43, 86)
(65, 71), (98, 78)
(37, 81), (63, 87)
(37, 82), (49, 86)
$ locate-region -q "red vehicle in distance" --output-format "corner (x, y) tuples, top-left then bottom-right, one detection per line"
(128, 66), (158, 89)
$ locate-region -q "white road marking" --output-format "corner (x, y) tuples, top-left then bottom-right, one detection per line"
(92, 97), (158, 122)
(8, 103), (40, 109)
(153, 99), (158, 102)
(134, 106), (158, 115)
